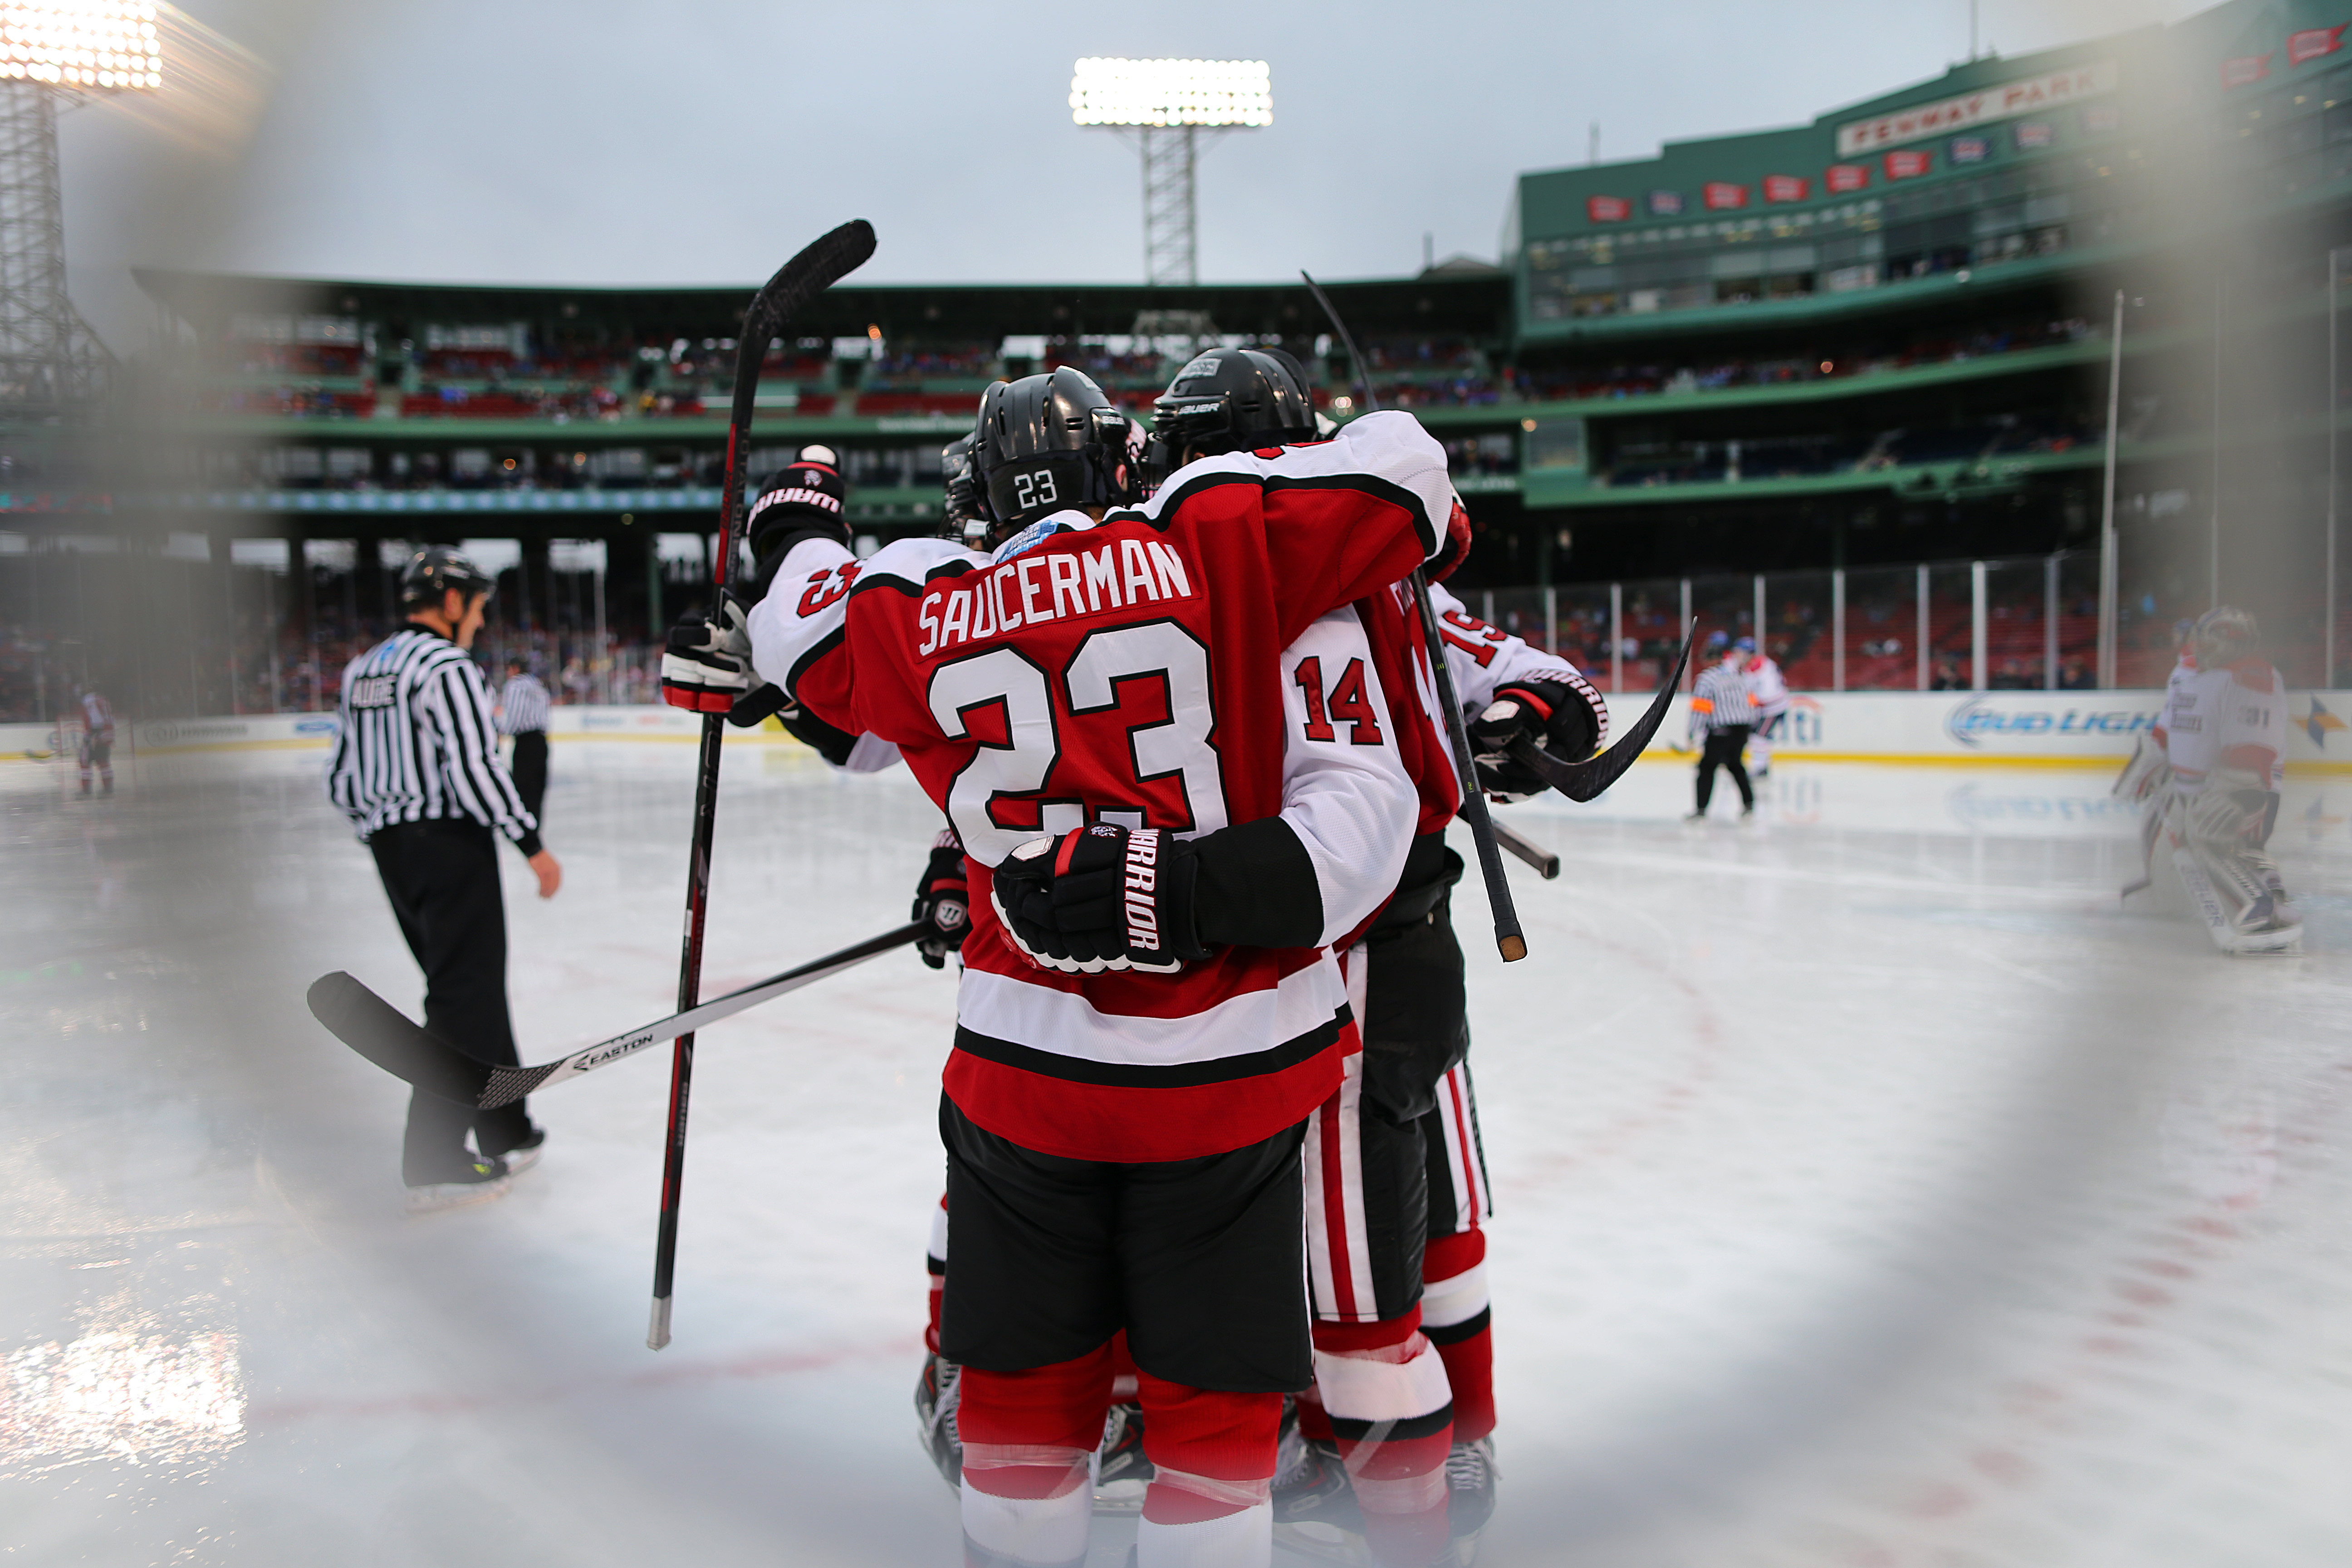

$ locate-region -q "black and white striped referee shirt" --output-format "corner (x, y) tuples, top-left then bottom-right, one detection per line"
(495, 672), (551, 735)
(1690, 661), (1756, 731)
(326, 628), (542, 853)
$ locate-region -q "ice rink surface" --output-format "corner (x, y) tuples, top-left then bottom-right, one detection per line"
(7, 740), (2352, 1567)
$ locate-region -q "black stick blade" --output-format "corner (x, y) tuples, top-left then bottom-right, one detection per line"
(306, 972), (491, 1107)
(729, 220), (878, 431)
(1509, 620), (1700, 802)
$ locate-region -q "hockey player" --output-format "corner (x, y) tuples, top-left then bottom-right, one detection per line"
(2156, 606), (2298, 953)
(1152, 346), (1606, 1566)
(77, 686), (115, 797)
(666, 367), (1453, 1568)
(1738, 635), (1789, 779)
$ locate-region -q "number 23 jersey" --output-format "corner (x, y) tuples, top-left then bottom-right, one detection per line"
(749, 410), (1451, 1161)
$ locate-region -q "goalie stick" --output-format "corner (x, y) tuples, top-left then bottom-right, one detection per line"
(306, 922), (926, 1112)
(1300, 270), (1527, 962)
(1503, 621), (1698, 802)
(652, 219), (875, 1350)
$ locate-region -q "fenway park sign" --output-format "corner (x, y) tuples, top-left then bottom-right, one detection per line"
(1835, 61), (2118, 156)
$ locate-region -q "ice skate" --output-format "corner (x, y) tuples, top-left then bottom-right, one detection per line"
(404, 1155), (511, 1215)
(2225, 894), (2303, 956)
(912, 1350), (962, 1489)
(1272, 1404), (1364, 1562)
(1093, 1401), (1154, 1512)
(1441, 1437), (1498, 1564)
(497, 1127), (547, 1176)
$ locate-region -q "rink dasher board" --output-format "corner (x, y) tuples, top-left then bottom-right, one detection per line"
(0, 709), (818, 759)
(7, 690), (2352, 772)
(1621, 688), (2352, 774)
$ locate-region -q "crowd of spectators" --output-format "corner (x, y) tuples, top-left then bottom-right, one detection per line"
(1513, 315), (2096, 405)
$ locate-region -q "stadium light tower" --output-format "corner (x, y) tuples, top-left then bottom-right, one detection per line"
(1071, 58), (1270, 287)
(0, 0), (160, 412)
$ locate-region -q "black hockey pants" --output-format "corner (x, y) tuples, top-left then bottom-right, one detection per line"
(508, 731), (548, 827)
(369, 819), (534, 1183)
(1695, 725), (1754, 812)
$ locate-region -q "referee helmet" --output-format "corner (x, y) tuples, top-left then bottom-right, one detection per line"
(398, 545), (496, 610)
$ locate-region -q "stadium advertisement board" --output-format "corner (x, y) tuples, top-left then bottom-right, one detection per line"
(1629, 690), (2352, 772)
(1835, 59), (2118, 155)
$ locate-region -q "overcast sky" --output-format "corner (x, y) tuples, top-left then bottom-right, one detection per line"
(63, 0), (2191, 350)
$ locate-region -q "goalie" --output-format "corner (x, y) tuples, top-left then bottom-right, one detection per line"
(2126, 607), (2299, 955)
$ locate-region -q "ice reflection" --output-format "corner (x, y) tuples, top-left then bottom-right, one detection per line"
(1, 1327), (245, 1476)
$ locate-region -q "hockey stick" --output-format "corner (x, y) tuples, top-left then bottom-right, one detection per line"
(306, 923), (925, 1112)
(1490, 817), (1560, 879)
(1503, 622), (1698, 802)
(2120, 800), (2165, 900)
(1299, 271), (1526, 962)
(653, 219), (876, 1350)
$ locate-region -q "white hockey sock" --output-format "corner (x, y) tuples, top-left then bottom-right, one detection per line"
(1136, 1497), (1271, 1568)
(960, 1445), (1091, 1568)
(1419, 1262), (1490, 1334)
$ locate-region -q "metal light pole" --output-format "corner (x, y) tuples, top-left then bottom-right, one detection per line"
(2331, 248), (2343, 688)
(2098, 289), (2123, 690)
(2211, 277), (2224, 607)
(1073, 59), (1270, 287)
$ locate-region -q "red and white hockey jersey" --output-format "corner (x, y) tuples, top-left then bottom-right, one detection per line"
(748, 411), (1450, 1161)
(2161, 657), (2286, 795)
(1354, 582), (1607, 839)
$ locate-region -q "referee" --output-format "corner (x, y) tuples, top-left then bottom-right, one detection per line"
(327, 545), (564, 1213)
(1686, 632), (1757, 821)
(495, 658), (552, 826)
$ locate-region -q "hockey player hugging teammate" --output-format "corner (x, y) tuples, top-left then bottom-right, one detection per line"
(667, 367), (1450, 1568)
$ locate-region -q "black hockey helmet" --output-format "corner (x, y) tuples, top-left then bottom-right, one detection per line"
(398, 544), (495, 610)
(1149, 346), (1318, 470)
(940, 431), (995, 546)
(975, 367), (1138, 533)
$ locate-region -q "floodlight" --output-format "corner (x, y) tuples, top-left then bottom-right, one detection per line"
(0, 1), (166, 91)
(1072, 59), (1271, 286)
(1070, 58), (1270, 128)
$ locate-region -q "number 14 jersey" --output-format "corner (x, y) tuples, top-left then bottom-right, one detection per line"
(749, 411), (1453, 1161)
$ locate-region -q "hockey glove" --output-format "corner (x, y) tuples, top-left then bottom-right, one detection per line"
(912, 832), (970, 970)
(661, 591), (756, 715)
(1468, 675), (1605, 801)
(990, 823), (1210, 975)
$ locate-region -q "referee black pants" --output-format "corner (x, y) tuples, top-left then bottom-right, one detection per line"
(508, 731), (548, 826)
(1695, 725), (1754, 812)
(369, 819), (534, 1183)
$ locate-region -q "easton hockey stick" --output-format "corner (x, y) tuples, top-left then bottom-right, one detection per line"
(1299, 270), (1526, 962)
(1503, 620), (1699, 802)
(306, 922), (926, 1111)
(653, 219), (876, 1350)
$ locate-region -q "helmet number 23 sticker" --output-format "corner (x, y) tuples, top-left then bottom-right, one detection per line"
(1011, 468), (1060, 511)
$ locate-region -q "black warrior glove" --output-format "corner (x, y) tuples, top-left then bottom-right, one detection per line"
(1468, 676), (1603, 802)
(990, 824), (1212, 975)
(911, 832), (970, 970)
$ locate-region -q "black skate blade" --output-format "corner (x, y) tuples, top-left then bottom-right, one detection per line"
(307, 972), (492, 1106)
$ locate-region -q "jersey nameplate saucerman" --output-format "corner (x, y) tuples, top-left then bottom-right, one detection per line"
(746, 410), (1452, 1162)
